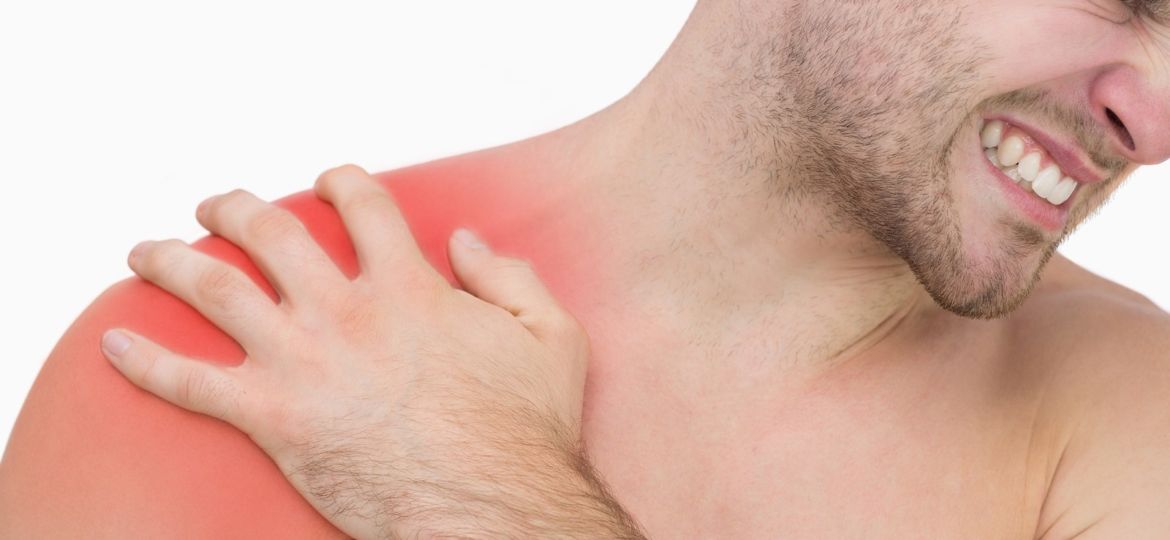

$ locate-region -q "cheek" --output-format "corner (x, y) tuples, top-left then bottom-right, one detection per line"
(967, 3), (1134, 92)
(1069, 164), (1134, 225)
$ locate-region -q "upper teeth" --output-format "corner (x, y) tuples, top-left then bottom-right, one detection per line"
(1017, 153), (1041, 182)
(997, 136), (1025, 167)
(980, 120), (1078, 206)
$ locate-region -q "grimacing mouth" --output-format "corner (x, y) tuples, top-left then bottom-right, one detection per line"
(978, 119), (1085, 207)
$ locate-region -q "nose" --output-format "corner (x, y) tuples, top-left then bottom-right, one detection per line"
(1088, 65), (1170, 165)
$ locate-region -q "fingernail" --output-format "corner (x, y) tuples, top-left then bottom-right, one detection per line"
(453, 228), (489, 252)
(102, 330), (132, 358)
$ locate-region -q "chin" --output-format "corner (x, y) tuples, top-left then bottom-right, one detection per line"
(910, 216), (1059, 320)
(920, 269), (1038, 319)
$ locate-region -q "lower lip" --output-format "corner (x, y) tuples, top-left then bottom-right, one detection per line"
(982, 153), (1068, 232)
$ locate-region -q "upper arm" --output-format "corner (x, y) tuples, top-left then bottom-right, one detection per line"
(0, 186), (380, 538)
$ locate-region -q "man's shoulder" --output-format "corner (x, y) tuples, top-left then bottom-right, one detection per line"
(0, 152), (537, 538)
(267, 150), (530, 280)
(1020, 253), (1168, 355)
(1011, 253), (1170, 415)
(366, 146), (557, 245)
(1016, 255), (1170, 537)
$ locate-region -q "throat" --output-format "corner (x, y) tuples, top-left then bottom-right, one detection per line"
(586, 265), (927, 395)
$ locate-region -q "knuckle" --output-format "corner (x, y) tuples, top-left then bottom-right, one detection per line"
(328, 287), (385, 339)
(549, 311), (589, 352)
(332, 163), (367, 177)
(341, 190), (390, 216)
(178, 370), (203, 406)
(244, 207), (303, 244)
(133, 243), (161, 271)
(225, 188), (252, 200)
(313, 172), (335, 193)
(216, 189), (252, 210)
(200, 190), (242, 220)
(142, 239), (186, 276)
(337, 301), (379, 339)
(156, 238), (187, 251)
(134, 349), (161, 388)
(383, 268), (445, 306)
(495, 256), (535, 275)
(195, 265), (247, 311)
(559, 312), (587, 339)
(315, 163), (365, 190)
(562, 313), (587, 337)
(183, 370), (235, 416)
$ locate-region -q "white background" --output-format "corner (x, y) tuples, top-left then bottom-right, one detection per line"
(1, 1), (1166, 450)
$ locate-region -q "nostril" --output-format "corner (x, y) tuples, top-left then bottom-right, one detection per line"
(1105, 108), (1135, 152)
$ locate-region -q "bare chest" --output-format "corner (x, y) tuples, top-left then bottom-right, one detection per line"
(576, 344), (1053, 539)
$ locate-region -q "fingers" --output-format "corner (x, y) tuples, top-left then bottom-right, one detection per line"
(196, 188), (348, 306)
(129, 238), (287, 350)
(100, 328), (252, 428)
(312, 164), (428, 278)
(447, 228), (586, 349)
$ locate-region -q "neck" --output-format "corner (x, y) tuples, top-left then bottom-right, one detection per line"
(520, 2), (932, 379)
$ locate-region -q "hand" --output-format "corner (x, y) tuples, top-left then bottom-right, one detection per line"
(99, 165), (641, 538)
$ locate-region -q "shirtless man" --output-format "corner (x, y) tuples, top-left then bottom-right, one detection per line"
(4, 0), (1170, 537)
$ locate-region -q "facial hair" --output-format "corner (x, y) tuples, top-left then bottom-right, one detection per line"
(762, 0), (1122, 319)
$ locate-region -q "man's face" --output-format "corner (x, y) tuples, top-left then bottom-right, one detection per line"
(775, 0), (1167, 318)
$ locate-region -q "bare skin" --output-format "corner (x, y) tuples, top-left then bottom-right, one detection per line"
(424, 123), (1170, 538)
(5, 0), (1170, 537)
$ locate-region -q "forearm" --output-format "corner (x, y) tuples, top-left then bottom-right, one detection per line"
(287, 413), (645, 540)
(407, 446), (646, 539)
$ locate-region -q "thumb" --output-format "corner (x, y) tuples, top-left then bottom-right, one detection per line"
(447, 228), (578, 341)
(101, 328), (248, 427)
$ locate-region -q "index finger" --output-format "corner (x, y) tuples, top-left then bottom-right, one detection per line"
(312, 164), (431, 279)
